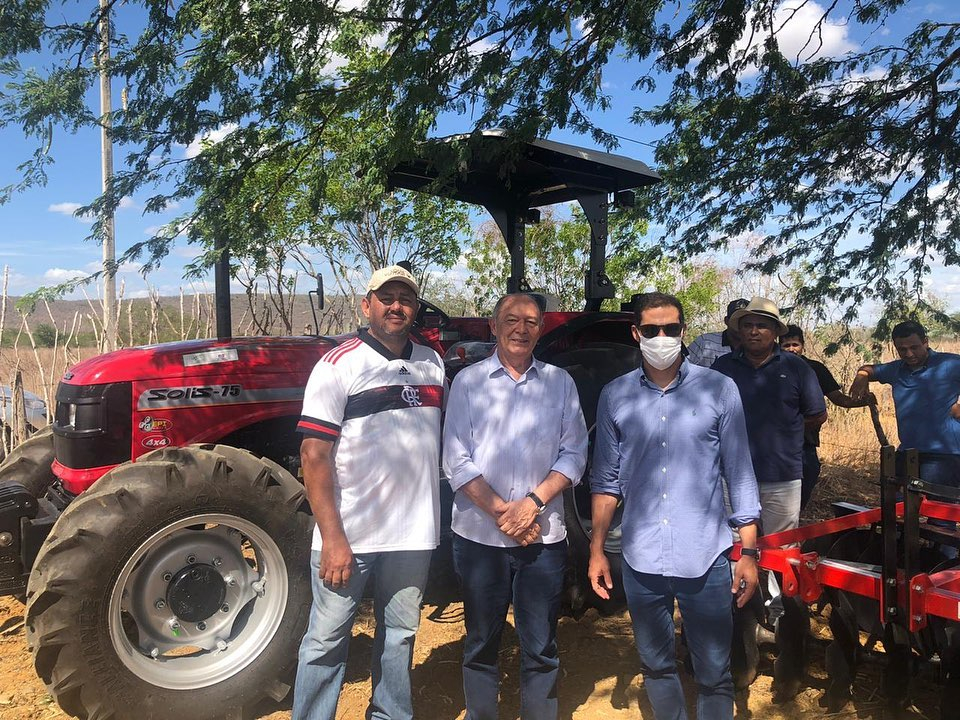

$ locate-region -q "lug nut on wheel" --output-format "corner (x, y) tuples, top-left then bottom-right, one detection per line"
(155, 599), (166, 610)
(197, 621), (206, 631)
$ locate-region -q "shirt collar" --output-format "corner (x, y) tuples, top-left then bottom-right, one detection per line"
(904, 348), (935, 374)
(359, 328), (413, 361)
(639, 358), (689, 392)
(487, 349), (541, 379)
(733, 343), (781, 367)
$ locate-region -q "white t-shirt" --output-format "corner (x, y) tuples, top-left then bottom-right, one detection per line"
(298, 329), (445, 553)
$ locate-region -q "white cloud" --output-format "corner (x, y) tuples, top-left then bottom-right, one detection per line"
(44, 268), (88, 283)
(48, 202), (82, 215)
(735, 0), (857, 78)
(118, 197), (136, 210)
(48, 202), (95, 222)
(183, 123), (239, 159)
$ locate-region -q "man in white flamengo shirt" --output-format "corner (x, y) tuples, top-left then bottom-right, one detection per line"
(292, 265), (445, 720)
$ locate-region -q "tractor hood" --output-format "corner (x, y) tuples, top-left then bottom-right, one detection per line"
(61, 335), (343, 385)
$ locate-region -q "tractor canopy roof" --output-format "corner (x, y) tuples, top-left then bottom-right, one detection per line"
(389, 130), (662, 308)
(388, 129), (661, 211)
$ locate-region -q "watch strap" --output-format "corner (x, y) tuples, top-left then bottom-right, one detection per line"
(526, 491), (546, 515)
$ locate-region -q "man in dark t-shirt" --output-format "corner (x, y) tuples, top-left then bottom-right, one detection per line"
(780, 325), (875, 509)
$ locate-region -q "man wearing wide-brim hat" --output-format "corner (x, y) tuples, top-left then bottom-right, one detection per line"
(711, 297), (826, 537)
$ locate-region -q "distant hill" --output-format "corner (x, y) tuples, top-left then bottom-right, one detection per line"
(1, 293), (361, 345)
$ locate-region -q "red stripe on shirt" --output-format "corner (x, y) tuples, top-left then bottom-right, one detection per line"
(297, 420), (341, 439)
(323, 337), (361, 365)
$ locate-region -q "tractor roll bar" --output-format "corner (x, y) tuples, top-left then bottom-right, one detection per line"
(388, 130), (662, 310)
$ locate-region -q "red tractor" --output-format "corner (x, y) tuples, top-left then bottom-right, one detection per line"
(0, 132), (660, 720)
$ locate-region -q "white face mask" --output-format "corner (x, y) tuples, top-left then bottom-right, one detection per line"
(640, 335), (682, 370)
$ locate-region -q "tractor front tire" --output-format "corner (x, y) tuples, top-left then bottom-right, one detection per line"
(25, 444), (313, 720)
(0, 425), (55, 498)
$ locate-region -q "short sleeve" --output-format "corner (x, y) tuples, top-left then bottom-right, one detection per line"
(297, 359), (348, 441)
(873, 360), (897, 385)
(797, 359), (827, 417)
(810, 359), (841, 395)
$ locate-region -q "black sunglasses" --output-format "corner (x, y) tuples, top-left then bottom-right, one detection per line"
(636, 323), (683, 339)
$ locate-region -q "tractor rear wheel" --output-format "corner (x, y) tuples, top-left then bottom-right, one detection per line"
(25, 444), (313, 720)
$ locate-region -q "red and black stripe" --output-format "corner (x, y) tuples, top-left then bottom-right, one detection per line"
(297, 416), (341, 441)
(343, 384), (443, 421)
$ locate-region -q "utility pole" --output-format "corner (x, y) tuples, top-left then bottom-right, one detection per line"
(98, 0), (117, 351)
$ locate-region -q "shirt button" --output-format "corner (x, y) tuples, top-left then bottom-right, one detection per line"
(661, 467), (666, 473)
(663, 493), (667, 499)
(661, 441), (667, 447)
(663, 518), (669, 524)
(661, 416), (666, 421)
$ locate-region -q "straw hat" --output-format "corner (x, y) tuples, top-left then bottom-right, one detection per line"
(727, 296), (788, 335)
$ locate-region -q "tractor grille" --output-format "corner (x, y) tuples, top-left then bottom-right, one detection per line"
(53, 381), (132, 470)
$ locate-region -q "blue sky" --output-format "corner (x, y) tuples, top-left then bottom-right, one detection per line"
(0, 1), (957, 315)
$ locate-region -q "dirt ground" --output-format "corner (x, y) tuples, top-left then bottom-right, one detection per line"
(0, 464), (945, 720)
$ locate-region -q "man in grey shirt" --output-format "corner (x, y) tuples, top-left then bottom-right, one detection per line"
(687, 298), (748, 367)
(443, 292), (588, 720)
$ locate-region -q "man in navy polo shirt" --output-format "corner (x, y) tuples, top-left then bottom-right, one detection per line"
(711, 298), (827, 536)
(850, 320), (960, 491)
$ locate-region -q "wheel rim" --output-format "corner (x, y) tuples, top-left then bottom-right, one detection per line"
(107, 513), (288, 690)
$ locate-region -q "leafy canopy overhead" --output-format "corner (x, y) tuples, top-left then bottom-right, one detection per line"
(2, 0), (958, 323)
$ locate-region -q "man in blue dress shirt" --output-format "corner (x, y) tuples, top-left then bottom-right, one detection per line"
(589, 292), (761, 720)
(443, 292), (588, 720)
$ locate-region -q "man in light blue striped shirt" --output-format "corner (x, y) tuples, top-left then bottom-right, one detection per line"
(443, 292), (588, 720)
(589, 292), (761, 720)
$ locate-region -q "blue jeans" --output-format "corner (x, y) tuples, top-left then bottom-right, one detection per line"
(292, 548), (432, 720)
(452, 534), (566, 720)
(623, 554), (734, 720)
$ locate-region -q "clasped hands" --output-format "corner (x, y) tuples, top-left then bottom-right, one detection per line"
(495, 496), (542, 546)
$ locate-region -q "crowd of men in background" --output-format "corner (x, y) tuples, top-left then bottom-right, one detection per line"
(291, 264), (958, 720)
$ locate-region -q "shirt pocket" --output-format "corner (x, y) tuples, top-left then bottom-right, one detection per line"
(532, 405), (564, 467)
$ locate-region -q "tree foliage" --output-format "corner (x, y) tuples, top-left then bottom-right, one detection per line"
(2, 0), (958, 325)
(465, 207), (723, 329)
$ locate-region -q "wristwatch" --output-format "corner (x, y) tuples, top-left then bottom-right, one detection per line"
(526, 491), (547, 515)
(740, 547), (760, 560)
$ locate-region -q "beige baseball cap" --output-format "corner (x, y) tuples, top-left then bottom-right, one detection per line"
(367, 265), (419, 295)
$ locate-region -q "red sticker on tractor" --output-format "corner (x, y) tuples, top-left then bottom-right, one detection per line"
(138, 416), (173, 432)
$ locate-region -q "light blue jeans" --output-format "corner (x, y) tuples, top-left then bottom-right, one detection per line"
(292, 548), (432, 720)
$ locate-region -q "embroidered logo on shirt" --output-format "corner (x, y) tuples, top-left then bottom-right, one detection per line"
(398, 365), (410, 375)
(401, 385), (422, 406)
